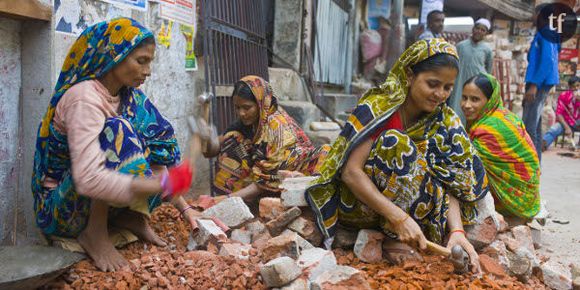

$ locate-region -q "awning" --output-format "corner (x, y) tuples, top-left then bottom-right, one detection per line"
(475, 0), (534, 21)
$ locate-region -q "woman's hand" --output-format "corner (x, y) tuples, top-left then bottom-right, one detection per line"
(446, 231), (481, 274)
(392, 215), (428, 251)
(182, 207), (202, 233)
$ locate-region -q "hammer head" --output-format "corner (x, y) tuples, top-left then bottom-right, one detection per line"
(197, 92), (214, 104)
(450, 245), (470, 274)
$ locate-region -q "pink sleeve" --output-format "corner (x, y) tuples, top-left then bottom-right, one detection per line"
(556, 92), (571, 118)
(63, 99), (134, 205)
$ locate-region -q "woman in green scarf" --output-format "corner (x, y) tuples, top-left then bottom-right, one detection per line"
(306, 39), (488, 273)
(461, 73), (540, 220)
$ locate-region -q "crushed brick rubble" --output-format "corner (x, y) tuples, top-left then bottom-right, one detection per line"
(44, 198), (550, 289)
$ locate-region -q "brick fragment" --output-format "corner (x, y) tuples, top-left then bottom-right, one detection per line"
(280, 275), (310, 290)
(465, 216), (498, 250)
(218, 243), (252, 260)
(262, 231), (301, 261)
(282, 229), (314, 251)
(311, 265), (371, 290)
(332, 227), (358, 249)
(259, 197), (285, 220)
(479, 254), (507, 278)
(481, 240), (509, 272)
(288, 217), (323, 246)
(187, 219), (227, 251)
(230, 229), (252, 245)
(353, 230), (384, 263)
(510, 225), (536, 254)
(506, 250), (532, 282)
(279, 176), (317, 207)
(266, 207), (302, 236)
(260, 256), (302, 288)
(540, 260), (573, 290)
(297, 248), (337, 281)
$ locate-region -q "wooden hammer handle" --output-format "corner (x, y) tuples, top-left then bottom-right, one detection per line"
(426, 240), (451, 256)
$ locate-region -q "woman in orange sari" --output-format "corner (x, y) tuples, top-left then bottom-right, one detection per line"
(205, 76), (329, 202)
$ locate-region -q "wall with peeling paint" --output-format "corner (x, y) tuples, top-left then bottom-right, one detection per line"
(0, 17), (23, 245)
(1, 0), (208, 246)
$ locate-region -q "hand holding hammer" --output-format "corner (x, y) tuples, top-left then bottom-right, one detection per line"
(425, 241), (471, 274)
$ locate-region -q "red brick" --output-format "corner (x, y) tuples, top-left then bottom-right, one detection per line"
(353, 230), (384, 263)
(479, 254), (507, 278)
(259, 197), (285, 220)
(287, 217), (323, 246)
(466, 216), (498, 250)
(510, 225), (535, 254)
(262, 232), (301, 261)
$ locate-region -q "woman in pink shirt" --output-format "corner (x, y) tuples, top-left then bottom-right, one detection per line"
(32, 18), (194, 272)
(543, 76), (580, 150)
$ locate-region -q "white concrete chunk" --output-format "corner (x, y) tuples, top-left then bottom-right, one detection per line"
(311, 266), (371, 290)
(230, 229), (252, 245)
(541, 261), (572, 290)
(202, 197), (254, 228)
(280, 176), (317, 207)
(187, 219), (227, 251)
(260, 256), (302, 288)
(282, 229), (314, 251)
(297, 248), (337, 281)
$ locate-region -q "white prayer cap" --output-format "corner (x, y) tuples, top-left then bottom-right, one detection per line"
(474, 18), (491, 30)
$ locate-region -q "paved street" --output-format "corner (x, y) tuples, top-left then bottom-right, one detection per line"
(537, 149), (580, 266)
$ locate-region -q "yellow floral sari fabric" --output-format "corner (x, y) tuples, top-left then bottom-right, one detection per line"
(213, 76), (330, 195)
(305, 39), (489, 245)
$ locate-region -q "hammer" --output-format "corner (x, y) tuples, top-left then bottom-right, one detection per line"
(426, 241), (470, 274)
(197, 92), (214, 154)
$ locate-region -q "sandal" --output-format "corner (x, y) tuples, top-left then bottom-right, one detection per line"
(382, 238), (424, 265)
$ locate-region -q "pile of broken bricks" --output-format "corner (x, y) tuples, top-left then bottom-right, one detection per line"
(44, 177), (577, 289)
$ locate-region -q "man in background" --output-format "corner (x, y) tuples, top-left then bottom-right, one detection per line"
(418, 10), (445, 40)
(523, 3), (561, 161)
(448, 18), (494, 124)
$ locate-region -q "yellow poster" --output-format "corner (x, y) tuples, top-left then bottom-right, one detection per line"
(157, 20), (173, 48)
(179, 24), (197, 71)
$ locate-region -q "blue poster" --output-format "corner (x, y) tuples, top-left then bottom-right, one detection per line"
(367, 0), (391, 30)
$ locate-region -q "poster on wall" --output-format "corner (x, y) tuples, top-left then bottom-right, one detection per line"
(180, 25), (198, 71)
(98, 0), (147, 11)
(54, 0), (87, 35)
(420, 0), (444, 25)
(54, 0), (126, 35)
(367, 0), (391, 30)
(159, 0), (196, 26)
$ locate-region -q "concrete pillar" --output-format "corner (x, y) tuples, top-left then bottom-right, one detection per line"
(0, 17), (22, 245)
(273, 0), (304, 70)
(387, 0), (405, 71)
(17, 19), (54, 245)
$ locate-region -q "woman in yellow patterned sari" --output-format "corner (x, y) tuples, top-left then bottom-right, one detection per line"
(306, 39), (488, 273)
(208, 76), (329, 201)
